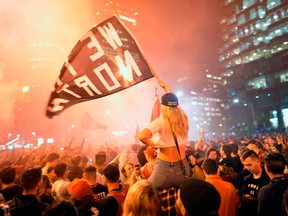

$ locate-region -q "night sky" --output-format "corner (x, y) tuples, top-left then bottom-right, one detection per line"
(0, 0), (221, 145)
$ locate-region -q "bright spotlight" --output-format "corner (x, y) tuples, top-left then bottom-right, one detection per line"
(233, 98), (239, 103)
(175, 91), (183, 98)
(37, 138), (44, 145)
(22, 86), (30, 92)
(47, 138), (54, 144)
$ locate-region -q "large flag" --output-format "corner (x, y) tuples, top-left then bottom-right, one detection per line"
(46, 16), (154, 118)
(82, 111), (107, 130)
(150, 96), (161, 122)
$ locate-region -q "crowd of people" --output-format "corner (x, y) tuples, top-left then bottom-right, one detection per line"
(0, 81), (288, 216)
(1, 132), (287, 216)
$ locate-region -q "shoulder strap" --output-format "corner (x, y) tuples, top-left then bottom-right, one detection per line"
(172, 131), (182, 159)
(168, 119), (182, 160)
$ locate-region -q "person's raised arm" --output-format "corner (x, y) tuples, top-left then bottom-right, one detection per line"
(158, 80), (172, 93)
(195, 129), (205, 151)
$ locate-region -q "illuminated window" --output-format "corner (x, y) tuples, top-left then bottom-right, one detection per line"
(219, 55), (225, 62)
(283, 108), (288, 128)
(238, 14), (246, 25)
(268, 21), (288, 42)
(233, 47), (240, 55)
(247, 76), (267, 90)
(234, 57), (242, 65)
(241, 42), (251, 51)
(224, 0), (234, 5)
(239, 29), (244, 37)
(277, 70), (288, 83)
(250, 8), (257, 20)
(267, 0), (281, 10)
(220, 18), (227, 25)
(227, 14), (236, 25)
(243, 0), (256, 9)
(273, 13), (279, 21)
(236, 5), (241, 14)
(253, 35), (264, 46)
(250, 23), (255, 33)
(269, 110), (278, 128)
(258, 6), (266, 18)
(223, 33), (229, 41)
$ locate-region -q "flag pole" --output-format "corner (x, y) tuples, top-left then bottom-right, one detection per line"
(111, 7), (162, 83)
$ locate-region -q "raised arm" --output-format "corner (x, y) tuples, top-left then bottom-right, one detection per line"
(195, 129), (205, 151)
(158, 80), (172, 93)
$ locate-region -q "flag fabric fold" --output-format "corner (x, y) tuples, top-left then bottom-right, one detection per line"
(46, 16), (154, 118)
(150, 96), (161, 122)
(82, 111), (107, 130)
(134, 124), (140, 144)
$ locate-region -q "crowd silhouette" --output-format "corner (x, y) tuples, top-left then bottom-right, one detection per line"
(0, 81), (288, 215)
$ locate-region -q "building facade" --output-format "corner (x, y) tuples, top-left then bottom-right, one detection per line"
(219, 0), (288, 133)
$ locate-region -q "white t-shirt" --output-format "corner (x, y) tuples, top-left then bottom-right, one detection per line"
(147, 116), (188, 148)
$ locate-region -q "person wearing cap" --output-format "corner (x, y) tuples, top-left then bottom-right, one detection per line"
(175, 178), (221, 216)
(141, 146), (157, 179)
(69, 178), (97, 216)
(98, 164), (127, 216)
(139, 80), (190, 189)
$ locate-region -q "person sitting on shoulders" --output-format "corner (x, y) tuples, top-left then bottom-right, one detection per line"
(139, 80), (190, 189)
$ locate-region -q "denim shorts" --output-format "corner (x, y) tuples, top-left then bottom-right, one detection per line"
(148, 158), (190, 189)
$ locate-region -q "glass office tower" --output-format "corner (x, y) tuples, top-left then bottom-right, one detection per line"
(219, 0), (288, 133)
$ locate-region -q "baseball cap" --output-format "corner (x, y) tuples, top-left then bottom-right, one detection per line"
(69, 179), (92, 201)
(103, 164), (120, 182)
(180, 179), (220, 216)
(161, 93), (178, 107)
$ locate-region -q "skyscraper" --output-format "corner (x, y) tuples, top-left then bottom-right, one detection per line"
(219, 0), (288, 132)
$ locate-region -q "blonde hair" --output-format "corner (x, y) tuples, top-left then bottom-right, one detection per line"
(123, 180), (162, 216)
(161, 105), (189, 138)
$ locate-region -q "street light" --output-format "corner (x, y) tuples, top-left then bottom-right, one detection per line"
(233, 98), (257, 127)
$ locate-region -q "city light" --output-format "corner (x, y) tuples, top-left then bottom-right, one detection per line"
(175, 90), (184, 98)
(233, 98), (239, 103)
(22, 86), (30, 92)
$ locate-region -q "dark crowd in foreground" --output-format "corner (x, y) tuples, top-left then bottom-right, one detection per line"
(0, 132), (288, 216)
